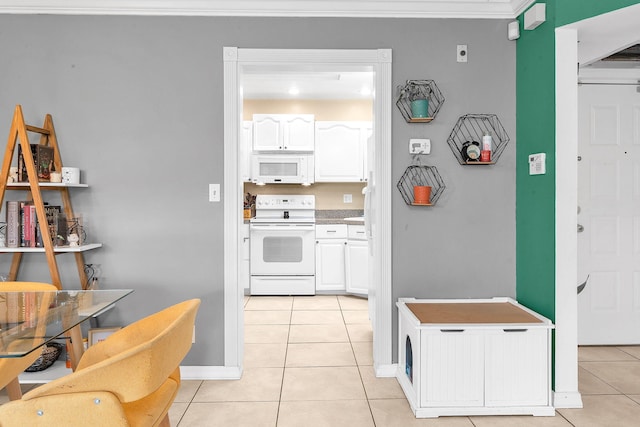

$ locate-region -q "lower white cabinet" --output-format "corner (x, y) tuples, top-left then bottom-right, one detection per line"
(315, 224), (347, 292)
(345, 224), (368, 296)
(397, 298), (555, 418)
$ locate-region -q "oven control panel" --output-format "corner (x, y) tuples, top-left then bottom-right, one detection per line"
(255, 195), (315, 210)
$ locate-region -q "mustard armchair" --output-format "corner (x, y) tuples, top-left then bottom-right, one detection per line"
(0, 298), (201, 427)
(0, 282), (57, 401)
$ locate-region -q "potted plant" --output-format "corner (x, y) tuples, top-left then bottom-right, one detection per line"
(404, 81), (429, 119)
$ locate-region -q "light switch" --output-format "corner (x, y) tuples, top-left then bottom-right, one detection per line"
(209, 183), (220, 202)
(529, 153), (546, 175)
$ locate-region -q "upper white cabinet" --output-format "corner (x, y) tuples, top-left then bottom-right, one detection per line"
(252, 114), (315, 152)
(315, 121), (372, 182)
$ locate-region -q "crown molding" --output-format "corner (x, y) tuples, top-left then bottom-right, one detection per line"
(0, 0), (535, 19)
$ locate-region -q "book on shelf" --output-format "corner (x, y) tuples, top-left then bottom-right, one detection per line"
(6, 200), (20, 248)
(4, 202), (68, 248)
(17, 144), (55, 182)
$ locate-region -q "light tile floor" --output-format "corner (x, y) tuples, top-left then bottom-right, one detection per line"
(3, 295), (640, 426)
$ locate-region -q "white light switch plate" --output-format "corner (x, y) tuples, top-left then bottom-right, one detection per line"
(409, 139), (431, 154)
(529, 153), (546, 175)
(209, 183), (220, 202)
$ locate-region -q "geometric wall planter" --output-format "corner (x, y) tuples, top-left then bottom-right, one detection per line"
(396, 164), (446, 206)
(446, 114), (510, 165)
(395, 80), (445, 123)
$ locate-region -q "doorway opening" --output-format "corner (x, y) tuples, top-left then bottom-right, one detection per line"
(223, 48), (394, 378)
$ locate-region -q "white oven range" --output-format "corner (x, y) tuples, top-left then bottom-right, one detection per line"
(250, 195), (316, 295)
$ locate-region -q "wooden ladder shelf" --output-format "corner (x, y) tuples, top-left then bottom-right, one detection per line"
(0, 105), (99, 289)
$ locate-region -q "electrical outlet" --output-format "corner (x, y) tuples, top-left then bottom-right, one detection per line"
(209, 183), (220, 202)
(457, 44), (468, 63)
(343, 194), (353, 203)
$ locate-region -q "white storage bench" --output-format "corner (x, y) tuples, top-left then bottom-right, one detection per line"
(397, 297), (555, 418)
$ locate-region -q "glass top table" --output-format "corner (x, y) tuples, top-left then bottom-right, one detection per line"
(0, 289), (133, 359)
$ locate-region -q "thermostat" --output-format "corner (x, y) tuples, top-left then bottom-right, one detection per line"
(409, 138), (431, 155)
(529, 153), (546, 175)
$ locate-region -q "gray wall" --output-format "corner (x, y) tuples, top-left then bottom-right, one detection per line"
(0, 15), (515, 365)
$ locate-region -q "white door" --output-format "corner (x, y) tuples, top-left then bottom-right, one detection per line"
(577, 84), (640, 344)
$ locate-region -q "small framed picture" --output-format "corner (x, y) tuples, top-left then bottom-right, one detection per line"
(87, 327), (121, 347)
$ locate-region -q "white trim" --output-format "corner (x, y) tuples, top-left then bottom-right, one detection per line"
(553, 391), (584, 409)
(0, 0), (535, 19)
(223, 46), (244, 374)
(375, 363), (398, 378)
(223, 47), (393, 377)
(554, 26), (582, 410)
(180, 365), (242, 380)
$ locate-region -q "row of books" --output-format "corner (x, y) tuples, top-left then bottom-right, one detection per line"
(5, 201), (67, 248)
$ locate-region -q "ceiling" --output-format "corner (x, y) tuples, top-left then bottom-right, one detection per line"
(0, 0), (535, 19)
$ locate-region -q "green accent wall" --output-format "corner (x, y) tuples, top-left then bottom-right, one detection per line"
(516, 0), (640, 322)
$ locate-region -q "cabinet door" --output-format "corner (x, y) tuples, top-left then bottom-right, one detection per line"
(315, 122), (365, 182)
(420, 329), (485, 408)
(241, 121), (253, 182)
(253, 115), (282, 151)
(484, 329), (550, 407)
(315, 239), (346, 291)
(345, 239), (369, 295)
(283, 115), (315, 151)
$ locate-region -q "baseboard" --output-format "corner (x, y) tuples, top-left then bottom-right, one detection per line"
(180, 365), (242, 380)
(553, 391), (583, 408)
(374, 363), (398, 377)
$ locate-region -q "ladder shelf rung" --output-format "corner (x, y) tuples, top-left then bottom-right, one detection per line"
(25, 124), (51, 135)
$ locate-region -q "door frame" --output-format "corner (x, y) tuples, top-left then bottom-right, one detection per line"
(554, 3), (640, 408)
(222, 47), (394, 377)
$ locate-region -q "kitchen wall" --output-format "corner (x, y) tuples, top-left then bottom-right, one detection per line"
(0, 15), (515, 366)
(244, 182), (366, 210)
(244, 99), (373, 121)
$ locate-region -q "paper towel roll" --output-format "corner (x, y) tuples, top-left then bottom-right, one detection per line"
(61, 167), (80, 184)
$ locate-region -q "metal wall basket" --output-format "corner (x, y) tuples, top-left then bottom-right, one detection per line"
(446, 114), (510, 165)
(397, 164), (446, 206)
(395, 80), (445, 123)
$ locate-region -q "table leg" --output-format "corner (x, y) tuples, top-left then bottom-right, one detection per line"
(6, 377), (23, 400)
(65, 324), (85, 371)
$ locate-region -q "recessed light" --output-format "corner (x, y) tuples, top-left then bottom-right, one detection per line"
(288, 87), (300, 96)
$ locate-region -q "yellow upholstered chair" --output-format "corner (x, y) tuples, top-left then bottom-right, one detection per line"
(0, 298), (201, 427)
(0, 281), (57, 401)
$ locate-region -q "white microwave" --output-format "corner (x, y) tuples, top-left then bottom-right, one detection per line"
(251, 154), (314, 184)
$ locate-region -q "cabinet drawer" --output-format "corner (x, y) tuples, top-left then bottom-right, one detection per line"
(316, 224), (347, 239)
(348, 225), (367, 240)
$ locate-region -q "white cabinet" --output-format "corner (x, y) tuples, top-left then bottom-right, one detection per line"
(314, 121), (372, 182)
(239, 223), (251, 293)
(241, 121), (253, 182)
(397, 298), (555, 418)
(346, 224), (369, 296)
(253, 114), (315, 152)
(315, 224), (347, 292)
